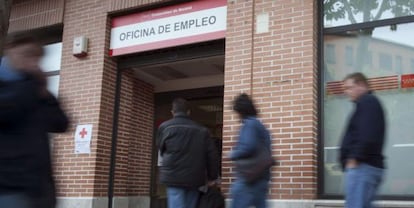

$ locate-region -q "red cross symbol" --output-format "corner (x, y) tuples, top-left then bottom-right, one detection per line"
(79, 128), (88, 139)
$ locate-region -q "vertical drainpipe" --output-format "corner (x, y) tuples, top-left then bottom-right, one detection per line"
(108, 67), (123, 208)
(317, 0), (325, 197)
(250, 0), (256, 96)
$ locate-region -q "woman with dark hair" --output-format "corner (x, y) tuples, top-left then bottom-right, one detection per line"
(229, 93), (272, 208)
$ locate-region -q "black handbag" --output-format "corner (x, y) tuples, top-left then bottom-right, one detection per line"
(198, 186), (225, 208)
(235, 139), (275, 184)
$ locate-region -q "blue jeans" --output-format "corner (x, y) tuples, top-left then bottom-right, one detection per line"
(0, 193), (33, 208)
(345, 163), (384, 208)
(167, 186), (200, 208)
(231, 178), (269, 208)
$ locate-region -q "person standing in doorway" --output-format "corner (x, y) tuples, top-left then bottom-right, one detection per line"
(157, 98), (219, 208)
(0, 33), (69, 208)
(229, 93), (272, 208)
(340, 72), (386, 208)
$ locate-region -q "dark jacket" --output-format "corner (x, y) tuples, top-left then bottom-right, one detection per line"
(340, 92), (385, 169)
(157, 113), (219, 187)
(230, 117), (272, 181)
(0, 75), (69, 201)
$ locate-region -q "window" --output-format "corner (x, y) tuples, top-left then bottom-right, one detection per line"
(395, 55), (403, 74)
(365, 51), (373, 67)
(0, 42), (62, 97)
(323, 22), (414, 196)
(324, 0), (414, 28)
(325, 44), (336, 64)
(40, 42), (62, 97)
(379, 53), (392, 71)
(345, 46), (353, 66)
(411, 59), (414, 71)
(47, 75), (60, 97)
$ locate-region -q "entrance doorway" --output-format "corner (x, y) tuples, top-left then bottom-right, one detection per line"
(117, 40), (225, 208)
(151, 87), (223, 208)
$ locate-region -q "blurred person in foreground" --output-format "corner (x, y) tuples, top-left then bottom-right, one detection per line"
(340, 72), (386, 208)
(157, 98), (219, 208)
(0, 33), (69, 208)
(229, 93), (272, 208)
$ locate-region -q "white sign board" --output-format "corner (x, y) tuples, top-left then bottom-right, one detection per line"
(109, 0), (227, 56)
(74, 124), (92, 154)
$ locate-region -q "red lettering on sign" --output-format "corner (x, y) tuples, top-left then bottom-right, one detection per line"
(401, 74), (414, 88)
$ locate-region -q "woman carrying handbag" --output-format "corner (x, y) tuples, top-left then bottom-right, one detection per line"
(228, 93), (275, 208)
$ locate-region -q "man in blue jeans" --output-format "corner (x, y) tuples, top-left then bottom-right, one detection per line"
(340, 73), (386, 208)
(157, 98), (219, 208)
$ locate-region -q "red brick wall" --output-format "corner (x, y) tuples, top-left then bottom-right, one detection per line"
(128, 78), (154, 195)
(108, 0), (172, 13)
(222, 0), (255, 194)
(55, 0), (116, 197)
(8, 0), (64, 33)
(114, 69), (154, 196)
(55, 0), (158, 198)
(222, 0), (318, 200)
(112, 70), (132, 196)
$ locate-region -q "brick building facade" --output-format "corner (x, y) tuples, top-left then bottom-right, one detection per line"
(6, 0), (414, 208)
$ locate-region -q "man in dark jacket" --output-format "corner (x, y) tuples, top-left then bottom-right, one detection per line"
(339, 72), (385, 208)
(157, 98), (219, 208)
(0, 34), (69, 208)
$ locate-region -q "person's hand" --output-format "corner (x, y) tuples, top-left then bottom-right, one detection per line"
(207, 180), (217, 187)
(346, 158), (359, 169)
